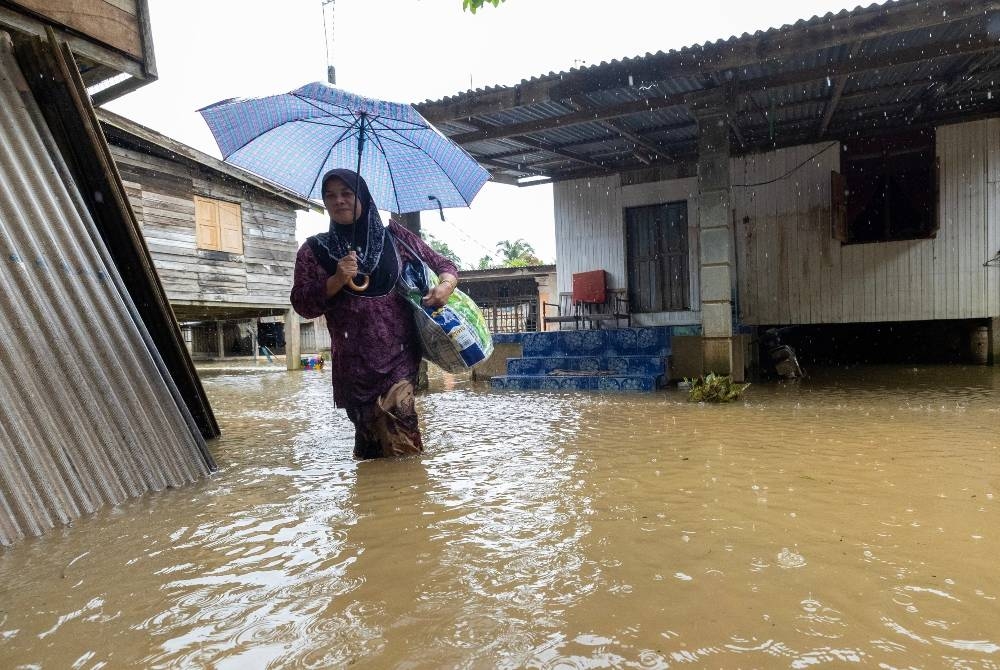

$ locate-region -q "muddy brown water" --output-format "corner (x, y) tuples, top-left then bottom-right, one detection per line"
(1, 364), (999, 668)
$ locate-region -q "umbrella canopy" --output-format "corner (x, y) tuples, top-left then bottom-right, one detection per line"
(198, 82), (490, 214)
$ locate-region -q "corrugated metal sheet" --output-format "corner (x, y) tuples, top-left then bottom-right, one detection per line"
(0, 50), (211, 547)
(419, 0), (920, 107)
(419, 1), (997, 181)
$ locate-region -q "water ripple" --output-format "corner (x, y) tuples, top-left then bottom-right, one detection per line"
(0, 364), (998, 668)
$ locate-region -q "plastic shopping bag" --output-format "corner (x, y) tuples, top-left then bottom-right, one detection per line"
(398, 258), (493, 373)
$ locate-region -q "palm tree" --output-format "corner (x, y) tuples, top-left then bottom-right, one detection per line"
(495, 239), (542, 267)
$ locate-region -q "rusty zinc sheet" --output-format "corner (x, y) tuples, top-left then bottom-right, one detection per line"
(0, 49), (212, 547)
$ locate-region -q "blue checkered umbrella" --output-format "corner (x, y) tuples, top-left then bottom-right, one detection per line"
(198, 82), (490, 213)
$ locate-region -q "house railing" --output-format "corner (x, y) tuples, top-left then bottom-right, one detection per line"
(475, 297), (540, 333)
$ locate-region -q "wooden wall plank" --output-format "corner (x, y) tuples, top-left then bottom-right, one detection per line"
(11, 0), (142, 58)
(108, 142), (301, 309)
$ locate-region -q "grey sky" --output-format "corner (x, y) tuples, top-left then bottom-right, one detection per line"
(106, 0), (858, 267)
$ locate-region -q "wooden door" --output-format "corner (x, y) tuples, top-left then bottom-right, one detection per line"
(625, 202), (689, 312)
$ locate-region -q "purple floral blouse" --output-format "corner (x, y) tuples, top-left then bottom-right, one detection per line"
(290, 221), (458, 409)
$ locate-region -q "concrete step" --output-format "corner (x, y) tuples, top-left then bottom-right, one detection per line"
(507, 355), (666, 376)
(522, 326), (672, 358)
(490, 374), (663, 392)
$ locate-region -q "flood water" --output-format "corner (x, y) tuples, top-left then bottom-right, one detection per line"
(1, 363), (999, 668)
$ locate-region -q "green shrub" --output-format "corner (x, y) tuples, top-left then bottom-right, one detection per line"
(685, 373), (750, 403)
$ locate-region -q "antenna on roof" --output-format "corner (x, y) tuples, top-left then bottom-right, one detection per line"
(321, 0), (336, 85)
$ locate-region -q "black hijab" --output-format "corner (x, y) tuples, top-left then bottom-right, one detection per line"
(306, 169), (399, 297)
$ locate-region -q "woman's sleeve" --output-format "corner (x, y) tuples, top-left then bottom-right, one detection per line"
(390, 221), (459, 279)
(290, 243), (331, 319)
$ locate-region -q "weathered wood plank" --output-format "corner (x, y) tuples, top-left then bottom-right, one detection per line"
(242, 244), (297, 261)
(12, 0), (143, 58)
(244, 269), (295, 281)
(103, 0), (137, 15)
(146, 239), (197, 253)
(143, 230), (196, 246)
(169, 291), (290, 306)
(192, 262), (246, 276)
(141, 191), (196, 211)
(142, 213), (194, 230)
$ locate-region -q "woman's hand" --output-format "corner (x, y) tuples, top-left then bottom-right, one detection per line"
(326, 251), (359, 296)
(336, 251), (359, 282)
(422, 274), (457, 308)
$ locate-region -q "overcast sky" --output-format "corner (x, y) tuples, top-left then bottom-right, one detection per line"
(105, 0), (857, 267)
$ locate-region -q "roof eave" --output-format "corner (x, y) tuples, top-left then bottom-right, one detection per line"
(96, 108), (323, 213)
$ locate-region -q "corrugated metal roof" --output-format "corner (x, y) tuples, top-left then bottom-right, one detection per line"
(416, 0), (1000, 182)
(0, 50), (212, 547)
(418, 0), (913, 106)
(97, 109), (322, 213)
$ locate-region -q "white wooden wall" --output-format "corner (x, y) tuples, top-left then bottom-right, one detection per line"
(734, 119), (999, 324)
(553, 174), (625, 292)
(552, 175), (701, 325)
(985, 118), (1000, 318)
(731, 141), (840, 324)
(552, 118), (1000, 328)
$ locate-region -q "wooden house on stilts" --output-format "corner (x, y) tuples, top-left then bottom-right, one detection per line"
(97, 110), (323, 367)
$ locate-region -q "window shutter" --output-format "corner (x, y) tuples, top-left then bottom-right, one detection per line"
(218, 201), (244, 254)
(830, 170), (848, 242)
(194, 196), (220, 250)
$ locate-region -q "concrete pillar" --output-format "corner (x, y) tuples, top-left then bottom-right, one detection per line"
(252, 318), (259, 362)
(694, 102), (734, 375)
(216, 320), (225, 360)
(397, 211), (421, 236)
(285, 308), (301, 370)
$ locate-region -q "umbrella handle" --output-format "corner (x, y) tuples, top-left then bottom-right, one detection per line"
(347, 274), (370, 292)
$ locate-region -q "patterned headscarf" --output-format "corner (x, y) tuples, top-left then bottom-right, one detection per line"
(306, 168), (386, 276)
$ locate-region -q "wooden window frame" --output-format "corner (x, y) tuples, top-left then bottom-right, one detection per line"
(194, 195), (244, 254)
(831, 129), (939, 244)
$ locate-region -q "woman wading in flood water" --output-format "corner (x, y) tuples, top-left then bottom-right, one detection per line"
(290, 168), (458, 459)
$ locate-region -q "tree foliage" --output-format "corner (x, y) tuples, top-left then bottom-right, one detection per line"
(495, 238), (542, 267)
(476, 255), (494, 270)
(423, 234), (463, 267)
(463, 0), (505, 13)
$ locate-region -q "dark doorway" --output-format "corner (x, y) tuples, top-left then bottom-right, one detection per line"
(765, 320), (977, 366)
(258, 322), (286, 354)
(625, 201), (689, 312)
